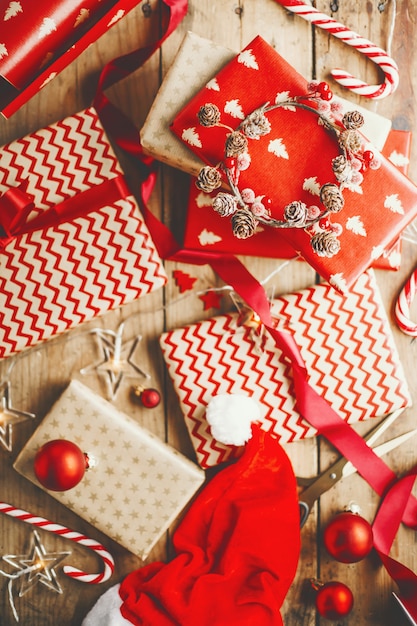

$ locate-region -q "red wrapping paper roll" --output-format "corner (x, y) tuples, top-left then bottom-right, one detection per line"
(0, 0), (116, 91)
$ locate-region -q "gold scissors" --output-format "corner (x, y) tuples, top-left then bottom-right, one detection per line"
(297, 409), (417, 528)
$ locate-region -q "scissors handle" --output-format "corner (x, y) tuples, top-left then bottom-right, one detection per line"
(299, 502), (310, 528)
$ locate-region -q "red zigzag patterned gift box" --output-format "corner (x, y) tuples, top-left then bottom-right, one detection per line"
(0, 107), (167, 359)
(160, 271), (411, 468)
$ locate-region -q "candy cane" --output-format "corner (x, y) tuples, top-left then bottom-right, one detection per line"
(274, 0), (399, 99)
(394, 269), (417, 336)
(0, 502), (114, 583)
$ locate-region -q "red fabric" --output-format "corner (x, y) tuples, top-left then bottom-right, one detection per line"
(372, 467), (417, 619)
(119, 425), (301, 625)
(171, 36), (417, 291)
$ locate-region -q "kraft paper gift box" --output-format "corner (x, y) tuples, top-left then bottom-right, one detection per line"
(0, 107), (167, 359)
(140, 31), (392, 179)
(183, 127), (412, 270)
(170, 35), (417, 292)
(14, 380), (205, 560)
(159, 270), (411, 468)
(0, 0), (143, 118)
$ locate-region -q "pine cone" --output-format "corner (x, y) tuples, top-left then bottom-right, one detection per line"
(212, 192), (238, 217)
(311, 231), (341, 257)
(338, 129), (362, 154)
(198, 103), (221, 127)
(196, 166), (222, 192)
(231, 209), (257, 239)
(320, 183), (344, 213)
(331, 155), (351, 183)
(284, 200), (308, 226)
(240, 110), (271, 139)
(225, 131), (248, 157)
(342, 110), (364, 130)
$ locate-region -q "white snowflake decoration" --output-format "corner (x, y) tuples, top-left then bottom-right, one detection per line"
(206, 78), (220, 91)
(274, 91), (296, 111)
(198, 229), (222, 246)
(303, 176), (321, 196)
(237, 49), (259, 69)
(388, 151), (409, 168)
(268, 138), (289, 159)
(346, 216), (367, 236)
(371, 245), (384, 260)
(182, 127), (202, 148)
(329, 273), (348, 293)
(4, 1), (22, 20)
(38, 17), (57, 39)
(195, 192), (212, 208)
(384, 194), (404, 214)
(224, 99), (245, 120)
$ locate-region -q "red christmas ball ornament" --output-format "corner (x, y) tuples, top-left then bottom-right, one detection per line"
(34, 439), (88, 491)
(132, 385), (161, 408)
(314, 580), (354, 620)
(323, 511), (373, 563)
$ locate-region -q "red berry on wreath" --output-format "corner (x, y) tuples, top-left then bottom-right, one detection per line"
(34, 439), (88, 491)
(318, 81), (330, 94)
(323, 510), (373, 563)
(363, 149), (374, 165)
(224, 156), (237, 170)
(313, 580), (354, 620)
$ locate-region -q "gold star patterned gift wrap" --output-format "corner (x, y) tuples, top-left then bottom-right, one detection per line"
(14, 380), (205, 560)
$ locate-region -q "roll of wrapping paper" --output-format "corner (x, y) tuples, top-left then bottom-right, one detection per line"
(0, 0), (117, 103)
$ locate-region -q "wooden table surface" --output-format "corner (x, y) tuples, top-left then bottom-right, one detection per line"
(1, 1), (416, 624)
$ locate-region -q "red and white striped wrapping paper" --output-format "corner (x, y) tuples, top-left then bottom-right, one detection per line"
(0, 107), (167, 359)
(160, 270), (411, 468)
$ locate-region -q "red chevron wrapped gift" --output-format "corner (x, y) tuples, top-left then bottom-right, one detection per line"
(0, 107), (167, 359)
(0, 0), (143, 118)
(171, 36), (417, 293)
(159, 271), (411, 468)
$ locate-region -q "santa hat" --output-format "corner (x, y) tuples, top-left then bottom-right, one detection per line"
(83, 423), (300, 626)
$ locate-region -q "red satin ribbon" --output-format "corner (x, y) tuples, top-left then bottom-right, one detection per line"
(0, 174), (131, 250)
(93, 2), (417, 615)
(372, 468), (417, 617)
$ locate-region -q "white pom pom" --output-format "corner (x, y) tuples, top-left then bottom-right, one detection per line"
(205, 393), (261, 445)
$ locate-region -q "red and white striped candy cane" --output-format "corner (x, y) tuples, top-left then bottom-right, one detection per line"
(273, 0), (399, 99)
(394, 269), (417, 336)
(0, 502), (114, 583)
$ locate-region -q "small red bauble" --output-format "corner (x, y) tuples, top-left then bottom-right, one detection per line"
(133, 386), (161, 408)
(323, 511), (373, 563)
(315, 581), (354, 620)
(34, 439), (87, 491)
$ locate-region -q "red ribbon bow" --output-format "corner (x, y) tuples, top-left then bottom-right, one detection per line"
(0, 181), (35, 248)
(0, 175), (131, 251)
